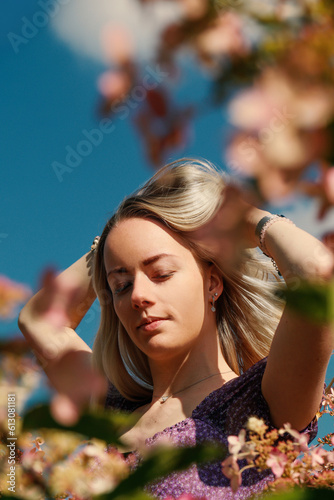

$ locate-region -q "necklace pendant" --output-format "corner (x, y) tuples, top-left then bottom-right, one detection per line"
(160, 396), (169, 403)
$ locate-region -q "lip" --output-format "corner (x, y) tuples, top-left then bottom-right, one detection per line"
(137, 317), (168, 331)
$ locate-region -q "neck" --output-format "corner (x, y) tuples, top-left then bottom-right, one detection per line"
(148, 329), (232, 399)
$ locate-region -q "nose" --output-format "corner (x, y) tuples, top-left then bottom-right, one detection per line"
(131, 273), (155, 310)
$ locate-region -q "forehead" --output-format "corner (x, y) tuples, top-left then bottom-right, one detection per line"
(104, 217), (192, 267)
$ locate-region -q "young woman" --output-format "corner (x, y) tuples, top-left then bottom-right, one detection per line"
(18, 158), (333, 499)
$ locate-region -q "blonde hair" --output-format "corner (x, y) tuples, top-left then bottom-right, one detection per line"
(92, 158), (283, 401)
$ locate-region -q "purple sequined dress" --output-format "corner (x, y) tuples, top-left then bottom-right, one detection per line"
(105, 358), (318, 499)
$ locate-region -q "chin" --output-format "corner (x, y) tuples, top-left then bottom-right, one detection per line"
(144, 338), (193, 362)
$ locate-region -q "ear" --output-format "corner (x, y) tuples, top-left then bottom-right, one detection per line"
(207, 263), (224, 299)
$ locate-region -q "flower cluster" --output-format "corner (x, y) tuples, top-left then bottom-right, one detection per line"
(0, 339), (41, 432)
(319, 385), (334, 418)
(0, 429), (132, 499)
(94, 0), (334, 224)
(1, 343), (333, 498)
(222, 408), (334, 494)
(0, 336), (131, 498)
(0, 276), (333, 499)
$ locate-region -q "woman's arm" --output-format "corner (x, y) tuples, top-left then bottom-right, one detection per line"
(252, 210), (334, 431)
(188, 191), (333, 431)
(18, 251), (98, 400)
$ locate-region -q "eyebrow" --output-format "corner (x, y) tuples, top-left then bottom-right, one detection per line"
(107, 253), (178, 277)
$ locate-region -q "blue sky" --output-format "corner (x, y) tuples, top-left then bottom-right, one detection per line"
(1, 1), (227, 338)
(1, 1), (333, 437)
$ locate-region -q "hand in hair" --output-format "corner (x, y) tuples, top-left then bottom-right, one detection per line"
(18, 265), (106, 419)
(35, 268), (84, 329)
(186, 185), (269, 270)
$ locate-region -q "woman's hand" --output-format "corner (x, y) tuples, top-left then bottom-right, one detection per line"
(187, 185), (270, 270)
(48, 350), (108, 425)
(18, 254), (105, 417)
(36, 268), (84, 329)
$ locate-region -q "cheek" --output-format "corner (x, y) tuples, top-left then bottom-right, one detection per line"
(187, 290), (206, 324)
(172, 272), (206, 321)
(112, 298), (131, 327)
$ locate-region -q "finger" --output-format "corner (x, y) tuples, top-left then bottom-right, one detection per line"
(50, 393), (80, 426)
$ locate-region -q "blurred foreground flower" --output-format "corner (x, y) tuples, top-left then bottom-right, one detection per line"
(98, 69), (133, 101)
(48, 440), (129, 498)
(0, 338), (40, 416)
(90, 0), (334, 215)
(0, 341), (333, 498)
(100, 24), (135, 66)
(0, 276), (31, 319)
(226, 67), (334, 202)
(135, 87), (193, 167)
(196, 11), (250, 63)
(301, 163), (334, 219)
(0, 428), (132, 499)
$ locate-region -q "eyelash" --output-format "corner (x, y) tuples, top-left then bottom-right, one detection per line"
(113, 273), (174, 295)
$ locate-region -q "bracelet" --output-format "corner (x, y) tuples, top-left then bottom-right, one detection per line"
(255, 214), (295, 275)
(90, 236), (100, 252)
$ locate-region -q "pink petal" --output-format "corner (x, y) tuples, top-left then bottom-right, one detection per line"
(100, 25), (134, 64)
(179, 0), (208, 20)
(98, 71), (130, 99)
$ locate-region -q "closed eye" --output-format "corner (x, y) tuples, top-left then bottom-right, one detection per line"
(113, 281), (132, 295)
(154, 272), (174, 280)
(113, 272), (175, 295)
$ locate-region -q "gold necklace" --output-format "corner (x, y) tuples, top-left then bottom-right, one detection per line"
(153, 370), (233, 404)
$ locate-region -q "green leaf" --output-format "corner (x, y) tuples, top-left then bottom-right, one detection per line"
(276, 280), (334, 324)
(0, 496), (26, 500)
(264, 487), (334, 500)
(95, 492), (153, 500)
(96, 442), (227, 499)
(21, 404), (138, 446)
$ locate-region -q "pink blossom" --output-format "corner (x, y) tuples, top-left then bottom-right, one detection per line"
(179, 0), (208, 20)
(97, 70), (131, 100)
(279, 422), (301, 441)
(266, 450), (288, 478)
(291, 459), (308, 483)
(228, 68), (334, 132)
(227, 429), (246, 456)
(309, 447), (327, 468)
(279, 423), (300, 439)
(222, 456), (242, 492)
(296, 434), (310, 453)
(197, 12), (249, 59)
(228, 88), (276, 132)
(100, 24), (134, 65)
(279, 423), (309, 451)
(322, 388), (334, 410)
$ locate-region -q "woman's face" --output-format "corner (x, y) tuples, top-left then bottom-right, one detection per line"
(104, 217), (217, 361)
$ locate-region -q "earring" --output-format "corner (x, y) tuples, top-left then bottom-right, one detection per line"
(211, 293), (218, 312)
